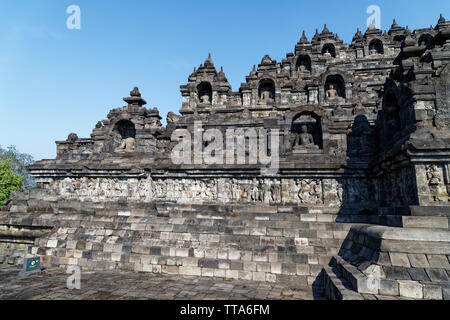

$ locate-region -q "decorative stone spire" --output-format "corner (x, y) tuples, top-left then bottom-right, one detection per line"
(389, 19), (404, 35)
(391, 19), (399, 28)
(299, 30), (309, 44)
(204, 53), (214, 67)
(335, 33), (341, 42)
(123, 87), (147, 106)
(250, 65), (257, 77)
(217, 66), (227, 81)
(261, 55), (274, 65)
(321, 24), (330, 35)
(438, 14), (446, 25)
(368, 21), (376, 31)
(352, 28), (363, 41)
(312, 28), (320, 41)
(404, 26), (416, 47)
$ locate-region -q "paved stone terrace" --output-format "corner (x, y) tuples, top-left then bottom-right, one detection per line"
(0, 267), (326, 300)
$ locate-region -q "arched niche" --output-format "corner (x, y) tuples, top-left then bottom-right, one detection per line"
(418, 34), (434, 48)
(369, 39), (384, 55)
(197, 82), (212, 104)
(322, 43), (336, 58)
(291, 112), (323, 150)
(112, 119), (136, 153)
(325, 74), (346, 100)
(296, 55), (312, 72)
(258, 79), (275, 102)
(113, 120), (136, 139)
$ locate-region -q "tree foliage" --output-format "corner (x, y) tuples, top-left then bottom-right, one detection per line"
(0, 145), (35, 190)
(0, 161), (23, 207)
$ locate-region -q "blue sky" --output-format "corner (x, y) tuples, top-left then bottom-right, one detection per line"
(0, 0), (448, 161)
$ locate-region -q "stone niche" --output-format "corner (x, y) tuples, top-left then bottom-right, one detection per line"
(197, 82), (212, 105)
(290, 112), (323, 153)
(368, 39), (384, 55)
(258, 79), (276, 103)
(322, 43), (336, 58)
(325, 75), (346, 102)
(296, 55), (312, 73)
(113, 120), (136, 153)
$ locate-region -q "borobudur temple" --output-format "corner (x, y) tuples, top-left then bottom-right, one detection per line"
(1, 16), (450, 300)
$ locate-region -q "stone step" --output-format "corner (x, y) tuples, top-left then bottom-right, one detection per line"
(401, 216), (449, 229)
(321, 265), (364, 300)
(331, 256), (450, 299)
(409, 206), (450, 217)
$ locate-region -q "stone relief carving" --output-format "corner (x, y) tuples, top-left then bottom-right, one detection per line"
(298, 179), (322, 204)
(427, 164), (441, 186)
(426, 164), (447, 202)
(50, 177), (352, 207)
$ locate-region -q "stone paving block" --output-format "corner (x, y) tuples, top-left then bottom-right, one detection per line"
(408, 268), (430, 282)
(426, 268), (450, 282)
(238, 270), (253, 281)
(225, 270), (239, 280)
(442, 285), (450, 300)
(398, 281), (423, 299)
(427, 255), (450, 269)
(179, 266), (200, 276)
(379, 279), (399, 296)
(389, 252), (411, 267)
(384, 266), (411, 280)
(253, 272), (266, 282)
(408, 254), (430, 268)
(201, 268), (215, 277)
(423, 284), (443, 300)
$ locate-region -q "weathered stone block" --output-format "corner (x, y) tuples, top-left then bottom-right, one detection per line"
(384, 266), (411, 280)
(408, 268), (430, 282)
(398, 281), (423, 299)
(389, 252), (411, 267)
(179, 266), (201, 276)
(408, 254), (430, 268)
(253, 272), (266, 282)
(423, 284), (443, 300)
(426, 268), (450, 282)
(427, 255), (450, 269)
(379, 279), (399, 296)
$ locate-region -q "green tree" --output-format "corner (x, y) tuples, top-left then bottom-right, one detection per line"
(0, 161), (23, 207)
(0, 145), (35, 190)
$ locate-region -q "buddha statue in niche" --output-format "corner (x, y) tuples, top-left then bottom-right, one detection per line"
(200, 94), (211, 104)
(326, 83), (345, 102)
(114, 137), (136, 153)
(261, 90), (273, 102)
(327, 84), (338, 99)
(113, 120), (136, 154)
(293, 125), (319, 150)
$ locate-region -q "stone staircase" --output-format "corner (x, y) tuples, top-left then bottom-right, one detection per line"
(322, 224), (450, 300)
(1, 189), (360, 285)
(2, 188), (449, 300)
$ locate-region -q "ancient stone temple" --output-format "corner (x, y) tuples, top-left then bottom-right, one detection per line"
(1, 16), (450, 300)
